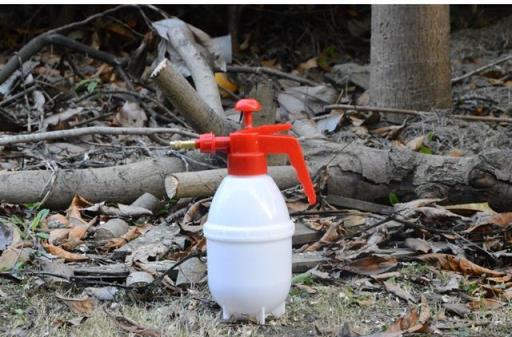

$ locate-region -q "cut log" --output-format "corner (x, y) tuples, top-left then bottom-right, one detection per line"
(293, 222), (322, 246)
(304, 139), (512, 212)
(292, 252), (328, 273)
(0, 158), (184, 209)
(164, 166), (298, 199)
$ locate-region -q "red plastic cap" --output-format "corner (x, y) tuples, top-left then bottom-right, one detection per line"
(235, 98), (261, 113)
(195, 99), (316, 205)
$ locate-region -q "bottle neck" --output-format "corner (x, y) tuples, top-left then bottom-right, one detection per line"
(227, 152), (267, 176)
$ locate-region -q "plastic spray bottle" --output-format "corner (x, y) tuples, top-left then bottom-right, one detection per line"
(171, 98), (316, 324)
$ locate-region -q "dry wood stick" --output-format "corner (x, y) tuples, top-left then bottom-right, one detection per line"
(0, 126), (197, 146)
(452, 54), (512, 84)
(150, 59), (235, 135)
(324, 104), (512, 124)
(164, 166), (298, 199)
(227, 65), (320, 86)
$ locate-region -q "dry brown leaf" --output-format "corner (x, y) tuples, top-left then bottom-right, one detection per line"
(387, 296), (430, 333)
(298, 57), (318, 72)
(43, 243), (88, 262)
(68, 224), (88, 242)
(101, 225), (152, 251)
(112, 314), (161, 337)
(56, 294), (95, 316)
(405, 238), (431, 254)
(48, 228), (70, 245)
(371, 271), (401, 281)
(370, 124), (405, 139)
(489, 212), (512, 227)
(305, 222), (340, 252)
(467, 298), (504, 310)
(447, 149), (464, 157)
(406, 135), (425, 151)
(383, 281), (416, 303)
(66, 195), (91, 221)
(343, 255), (398, 276)
(443, 202), (496, 216)
(417, 253), (503, 277)
(46, 214), (69, 228)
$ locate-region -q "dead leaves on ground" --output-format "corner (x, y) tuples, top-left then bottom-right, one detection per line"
(105, 310), (161, 337)
(342, 255), (398, 276)
(417, 253), (504, 277)
(56, 293), (95, 316)
(387, 296), (430, 333)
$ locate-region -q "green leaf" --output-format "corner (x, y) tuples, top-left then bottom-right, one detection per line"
(292, 272), (314, 285)
(75, 78), (100, 93)
(36, 232), (49, 240)
(86, 80), (99, 93)
(24, 202), (42, 211)
(389, 192), (400, 205)
(30, 209), (49, 231)
(419, 145), (433, 155)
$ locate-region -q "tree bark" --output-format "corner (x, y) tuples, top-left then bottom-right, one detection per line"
(0, 158), (185, 209)
(370, 5), (452, 121)
(303, 140), (512, 212)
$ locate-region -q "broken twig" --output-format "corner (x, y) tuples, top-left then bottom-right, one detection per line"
(227, 65), (320, 86)
(324, 104), (512, 124)
(451, 54), (512, 84)
(0, 126), (197, 146)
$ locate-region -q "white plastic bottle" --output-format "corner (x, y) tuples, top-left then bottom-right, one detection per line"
(171, 98), (316, 324)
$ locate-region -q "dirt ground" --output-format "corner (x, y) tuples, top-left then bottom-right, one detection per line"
(2, 261), (511, 337)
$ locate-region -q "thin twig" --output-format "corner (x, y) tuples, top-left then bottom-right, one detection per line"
(0, 126), (198, 146)
(451, 54), (512, 84)
(227, 65), (320, 86)
(324, 104), (512, 124)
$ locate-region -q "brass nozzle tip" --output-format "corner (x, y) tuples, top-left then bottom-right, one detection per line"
(169, 140), (196, 150)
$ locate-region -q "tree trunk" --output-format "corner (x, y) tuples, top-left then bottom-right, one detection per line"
(370, 5), (452, 121)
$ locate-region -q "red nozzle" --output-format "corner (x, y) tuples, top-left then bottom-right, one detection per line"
(235, 98), (261, 128)
(196, 99), (316, 205)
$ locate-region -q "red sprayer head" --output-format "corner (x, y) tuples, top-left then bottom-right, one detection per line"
(171, 99), (316, 205)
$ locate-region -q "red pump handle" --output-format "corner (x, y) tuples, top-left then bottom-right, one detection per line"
(235, 98), (316, 205)
(258, 135), (317, 205)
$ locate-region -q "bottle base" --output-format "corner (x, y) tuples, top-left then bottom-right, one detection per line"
(222, 302), (286, 324)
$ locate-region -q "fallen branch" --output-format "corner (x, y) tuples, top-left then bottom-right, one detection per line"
(150, 59), (235, 135)
(304, 139), (512, 212)
(160, 18), (224, 115)
(0, 34), (126, 86)
(227, 65), (320, 86)
(324, 104), (512, 124)
(0, 158), (185, 209)
(0, 126), (197, 146)
(164, 166), (298, 199)
(452, 54), (512, 84)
